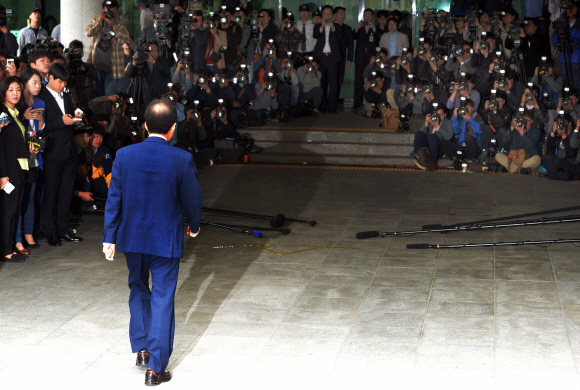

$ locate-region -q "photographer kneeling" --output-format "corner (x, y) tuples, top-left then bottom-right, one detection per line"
(541, 116), (579, 173)
(297, 58), (323, 117)
(413, 105), (453, 171)
(442, 99), (484, 162)
(494, 112), (542, 174)
(480, 90), (512, 155)
(363, 72), (388, 118)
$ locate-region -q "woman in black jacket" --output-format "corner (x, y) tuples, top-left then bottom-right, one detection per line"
(0, 76), (35, 262)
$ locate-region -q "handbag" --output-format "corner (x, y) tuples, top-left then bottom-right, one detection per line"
(209, 50), (221, 63)
(507, 149), (528, 174)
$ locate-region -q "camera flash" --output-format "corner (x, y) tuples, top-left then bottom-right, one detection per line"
(528, 82), (533, 87)
(287, 51), (292, 56)
(519, 107), (524, 112)
(433, 103), (438, 108)
(491, 89), (496, 94)
(218, 99), (224, 104)
(194, 100), (199, 104)
(559, 110), (565, 115)
(131, 116), (138, 121)
(541, 56), (547, 61)
(269, 39), (274, 43)
(268, 72), (274, 77)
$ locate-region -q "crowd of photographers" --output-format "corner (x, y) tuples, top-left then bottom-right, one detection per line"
(4, 0), (580, 261)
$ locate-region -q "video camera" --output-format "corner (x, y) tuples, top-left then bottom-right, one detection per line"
(64, 48), (83, 72)
(423, 8), (438, 39)
(132, 40), (151, 68)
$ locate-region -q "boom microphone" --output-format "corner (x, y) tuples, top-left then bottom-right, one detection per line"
(356, 231), (380, 239)
(406, 244), (432, 249)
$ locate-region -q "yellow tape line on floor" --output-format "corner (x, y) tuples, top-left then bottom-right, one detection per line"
(251, 126), (398, 132)
(213, 244), (362, 256)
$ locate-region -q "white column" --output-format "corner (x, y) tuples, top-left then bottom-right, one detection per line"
(60, 0), (102, 60)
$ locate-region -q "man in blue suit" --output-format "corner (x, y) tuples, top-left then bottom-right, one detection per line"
(103, 99), (203, 386)
(313, 5), (344, 113)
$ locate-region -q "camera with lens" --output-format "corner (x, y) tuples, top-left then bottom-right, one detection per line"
(453, 47), (464, 57)
(64, 48), (84, 72)
(493, 62), (503, 71)
(430, 104), (440, 123)
(111, 98), (124, 110)
(401, 57), (408, 65)
(562, 97), (572, 107)
(132, 40), (150, 68)
(524, 92), (536, 102)
(543, 92), (555, 109)
(398, 113), (410, 132)
(488, 100), (498, 110)
(458, 81), (468, 91)
(130, 115), (140, 138)
(192, 100), (201, 119)
(27, 127), (47, 152)
(424, 85), (433, 94)
(538, 56), (549, 77)
(556, 110), (567, 130)
(104, 0), (114, 20)
(307, 64), (315, 73)
(457, 106), (468, 116)
(453, 150), (465, 170)
(515, 117), (527, 127)
(216, 99), (226, 119)
(220, 14), (228, 24)
(97, 30), (116, 52)
(370, 72), (379, 88)
(429, 53), (439, 62)
(266, 72), (277, 90)
(479, 41), (488, 51)
(488, 138), (498, 158)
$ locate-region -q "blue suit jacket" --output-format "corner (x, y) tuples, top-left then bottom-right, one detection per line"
(103, 136), (203, 258)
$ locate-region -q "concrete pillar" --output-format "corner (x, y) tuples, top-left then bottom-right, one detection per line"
(60, 0), (102, 59)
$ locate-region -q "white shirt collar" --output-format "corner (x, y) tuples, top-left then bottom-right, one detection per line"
(148, 134), (167, 141)
(47, 86), (63, 99)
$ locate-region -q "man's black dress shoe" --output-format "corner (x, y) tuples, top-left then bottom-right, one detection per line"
(58, 234), (83, 243)
(47, 237), (62, 247)
(1, 254), (26, 263)
(145, 368), (171, 386)
(136, 350), (150, 367)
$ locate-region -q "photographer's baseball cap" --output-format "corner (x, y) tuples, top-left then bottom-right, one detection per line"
(299, 4), (310, 12)
(30, 8), (43, 15)
(312, 10), (322, 18)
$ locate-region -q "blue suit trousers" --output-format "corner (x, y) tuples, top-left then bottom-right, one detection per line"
(125, 252), (180, 373)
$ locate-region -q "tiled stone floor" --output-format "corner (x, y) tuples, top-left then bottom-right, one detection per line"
(2, 166), (580, 389)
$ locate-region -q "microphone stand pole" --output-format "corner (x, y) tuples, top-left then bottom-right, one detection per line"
(356, 214), (580, 239)
(422, 205), (580, 230)
(407, 239), (580, 250)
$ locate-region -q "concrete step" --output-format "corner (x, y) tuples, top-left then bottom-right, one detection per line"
(247, 127), (415, 144)
(248, 153), (415, 166)
(256, 141), (413, 156)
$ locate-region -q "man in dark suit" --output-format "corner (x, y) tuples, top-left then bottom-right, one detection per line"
(334, 7), (353, 100)
(313, 5), (344, 113)
(38, 63), (82, 246)
(103, 99), (203, 386)
(353, 8), (379, 111)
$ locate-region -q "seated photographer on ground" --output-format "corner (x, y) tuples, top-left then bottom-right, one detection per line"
(495, 113), (542, 174)
(443, 99), (484, 161)
(297, 59), (323, 117)
(231, 69), (257, 107)
(277, 56), (300, 118)
(363, 72), (388, 118)
(125, 41), (171, 106)
(480, 90), (513, 153)
(421, 48), (451, 103)
(188, 72), (220, 110)
(70, 125), (94, 217)
(364, 48), (389, 80)
(91, 112), (121, 159)
(531, 59), (563, 105)
(519, 83), (549, 131)
(253, 41), (282, 85)
(174, 103), (221, 166)
(413, 104), (453, 171)
(557, 89), (580, 123)
(445, 43), (476, 81)
(171, 60), (194, 97)
(215, 71), (237, 105)
(410, 38), (433, 78)
(88, 92), (131, 152)
(447, 74), (480, 111)
(541, 116), (580, 173)
(494, 69), (524, 112)
(202, 104), (243, 148)
(249, 79), (279, 120)
(470, 35), (497, 84)
(85, 123), (112, 205)
(65, 40), (98, 111)
(397, 82), (444, 122)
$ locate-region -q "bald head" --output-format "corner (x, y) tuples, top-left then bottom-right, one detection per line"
(145, 99), (177, 135)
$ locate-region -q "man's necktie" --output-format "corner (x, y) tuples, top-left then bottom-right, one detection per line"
(301, 24), (306, 52)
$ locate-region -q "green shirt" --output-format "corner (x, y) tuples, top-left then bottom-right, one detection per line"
(6, 105), (29, 171)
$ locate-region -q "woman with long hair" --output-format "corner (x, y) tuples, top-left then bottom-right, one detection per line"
(0, 76), (37, 262)
(14, 68), (45, 255)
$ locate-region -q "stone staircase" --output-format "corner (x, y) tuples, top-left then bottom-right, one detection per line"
(245, 114), (416, 166)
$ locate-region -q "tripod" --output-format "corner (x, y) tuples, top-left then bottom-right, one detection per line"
(506, 46), (527, 85)
(558, 38), (575, 88)
(130, 67), (150, 120)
